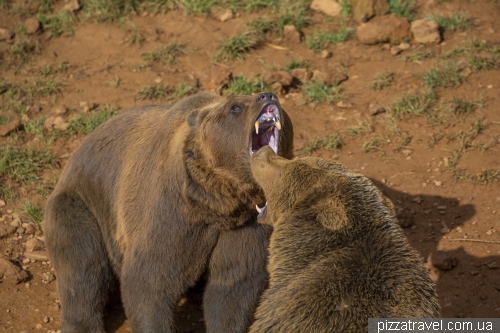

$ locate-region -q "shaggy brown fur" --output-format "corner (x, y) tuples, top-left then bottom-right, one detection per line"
(249, 146), (439, 333)
(44, 93), (293, 333)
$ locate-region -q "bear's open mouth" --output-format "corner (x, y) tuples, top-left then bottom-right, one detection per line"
(249, 102), (281, 156)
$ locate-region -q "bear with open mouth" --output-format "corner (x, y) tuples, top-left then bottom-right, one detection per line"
(249, 146), (440, 333)
(43, 92), (293, 333)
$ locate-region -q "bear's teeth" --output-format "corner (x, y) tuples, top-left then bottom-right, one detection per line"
(256, 205), (262, 213)
(255, 121), (260, 134)
(275, 119), (282, 130)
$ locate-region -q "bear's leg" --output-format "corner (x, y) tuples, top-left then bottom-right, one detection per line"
(121, 223), (219, 333)
(204, 222), (271, 333)
(44, 193), (112, 333)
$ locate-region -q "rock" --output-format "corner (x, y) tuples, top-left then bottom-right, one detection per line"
(283, 25), (302, 43)
(320, 50), (332, 59)
(433, 180), (442, 186)
(0, 258), (29, 284)
(0, 28), (14, 41)
(390, 46), (402, 56)
(24, 251), (50, 261)
(488, 262), (498, 270)
(80, 101), (97, 113)
(0, 199), (5, 207)
(0, 120), (23, 137)
(53, 105), (68, 115)
(271, 83), (285, 96)
(53, 116), (70, 131)
(369, 103), (385, 115)
(198, 67), (232, 94)
(43, 316), (50, 323)
(336, 100), (352, 108)
(397, 212), (415, 228)
(398, 41), (411, 50)
(25, 238), (45, 252)
(23, 223), (37, 235)
(428, 252), (458, 271)
(357, 15), (411, 45)
(42, 272), (56, 284)
(43, 117), (56, 131)
(0, 226), (17, 239)
(64, 0), (80, 12)
(311, 69), (348, 86)
(24, 18), (41, 35)
(10, 218), (22, 228)
(291, 68), (311, 82)
(411, 19), (441, 44)
(412, 196), (423, 204)
(262, 71), (294, 86)
(486, 230), (493, 236)
(17, 227), (25, 234)
(213, 8), (234, 22)
(310, 0), (342, 17)
(352, 0), (390, 23)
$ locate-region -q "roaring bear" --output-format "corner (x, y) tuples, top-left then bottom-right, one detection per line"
(43, 93), (293, 333)
(249, 146), (439, 333)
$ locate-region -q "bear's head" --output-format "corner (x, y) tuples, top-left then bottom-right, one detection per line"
(251, 146), (395, 232)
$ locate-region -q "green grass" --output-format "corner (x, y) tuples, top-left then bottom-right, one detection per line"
(369, 71), (394, 91)
(178, 0), (216, 15)
(389, 0), (417, 19)
(303, 81), (343, 104)
(421, 61), (465, 88)
(362, 137), (383, 153)
(37, 0), (56, 13)
(340, 0), (352, 17)
(23, 201), (44, 227)
(173, 82), (194, 99)
(389, 89), (439, 120)
(303, 134), (343, 154)
(0, 145), (57, 183)
(446, 97), (483, 116)
(142, 43), (186, 64)
(223, 77), (271, 96)
(405, 51), (437, 63)
(306, 27), (353, 52)
(125, 24), (145, 45)
(24, 118), (45, 136)
(426, 12), (474, 31)
(468, 55), (500, 72)
(0, 114), (11, 125)
(348, 120), (374, 136)
(213, 32), (259, 62)
(0, 184), (16, 201)
(36, 9), (77, 37)
(7, 39), (40, 66)
(245, 2), (310, 36)
(66, 105), (119, 135)
(284, 59), (309, 72)
(135, 84), (172, 100)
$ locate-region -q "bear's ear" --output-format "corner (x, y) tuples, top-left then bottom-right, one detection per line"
(314, 197), (348, 231)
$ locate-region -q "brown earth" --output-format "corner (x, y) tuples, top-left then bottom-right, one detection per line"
(1, 0), (500, 332)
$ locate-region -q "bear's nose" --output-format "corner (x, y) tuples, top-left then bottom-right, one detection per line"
(256, 93), (278, 103)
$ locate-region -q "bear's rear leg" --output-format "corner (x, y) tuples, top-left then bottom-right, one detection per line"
(44, 192), (112, 333)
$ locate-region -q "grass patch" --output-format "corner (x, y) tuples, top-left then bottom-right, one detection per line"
(468, 55), (500, 72)
(389, 0), (417, 19)
(389, 89), (439, 120)
(213, 32), (259, 62)
(426, 12), (474, 31)
(405, 51), (437, 63)
(0, 184), (16, 201)
(23, 201), (44, 227)
(303, 134), (343, 154)
(142, 43), (186, 64)
(66, 105), (119, 135)
(306, 27), (353, 52)
(0, 114), (11, 125)
(340, 0), (352, 17)
(135, 84), (172, 100)
(369, 71), (394, 91)
(362, 137), (383, 153)
(303, 81), (343, 104)
(421, 61), (464, 88)
(0, 145), (57, 183)
(348, 120), (374, 136)
(125, 24), (145, 45)
(24, 118), (45, 136)
(223, 77), (271, 96)
(446, 97), (483, 116)
(36, 9), (77, 37)
(173, 82), (195, 99)
(7, 39), (40, 66)
(245, 2), (310, 36)
(284, 59), (309, 72)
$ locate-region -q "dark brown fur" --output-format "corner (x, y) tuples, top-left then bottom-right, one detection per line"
(44, 93), (293, 333)
(249, 146), (439, 333)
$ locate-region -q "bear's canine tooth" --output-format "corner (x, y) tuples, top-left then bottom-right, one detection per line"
(255, 121), (260, 134)
(275, 119), (282, 130)
(256, 205), (262, 213)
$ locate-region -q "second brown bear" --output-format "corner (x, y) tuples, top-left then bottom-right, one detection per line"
(249, 146), (439, 333)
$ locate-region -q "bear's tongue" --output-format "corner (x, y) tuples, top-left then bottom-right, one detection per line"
(251, 104), (280, 155)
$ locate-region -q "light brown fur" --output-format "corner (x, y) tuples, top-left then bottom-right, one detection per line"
(249, 146), (439, 333)
(44, 93), (293, 333)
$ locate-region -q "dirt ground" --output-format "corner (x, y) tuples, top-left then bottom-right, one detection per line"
(1, 0), (500, 332)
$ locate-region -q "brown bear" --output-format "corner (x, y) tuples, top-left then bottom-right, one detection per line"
(43, 92), (293, 333)
(249, 146), (440, 333)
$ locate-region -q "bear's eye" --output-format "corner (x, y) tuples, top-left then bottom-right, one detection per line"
(230, 105), (242, 113)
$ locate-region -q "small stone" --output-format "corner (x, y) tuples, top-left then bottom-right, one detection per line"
(16, 227), (25, 234)
(283, 25), (302, 43)
(0, 120), (23, 137)
(0, 226), (16, 239)
(311, 69), (348, 86)
(213, 8), (234, 22)
(26, 238), (45, 252)
(357, 15), (411, 45)
(336, 100), (352, 108)
(23, 223), (37, 235)
(487, 84), (493, 89)
(352, 0), (390, 23)
(53, 105), (68, 115)
(36, 324), (42, 329)
(433, 180), (442, 186)
(0, 199), (5, 207)
(398, 41), (411, 50)
(263, 71), (294, 86)
(0, 28), (14, 41)
(10, 218), (22, 228)
(470, 270), (479, 276)
(486, 230), (493, 236)
(487, 262), (498, 270)
(369, 103), (385, 115)
(411, 19), (441, 44)
(24, 251), (50, 261)
(43, 117), (56, 131)
(42, 272), (56, 284)
(22, 258), (30, 264)
(64, 0), (80, 12)
(24, 18), (41, 35)
(390, 46), (402, 56)
(198, 67), (232, 94)
(428, 252), (458, 271)
(53, 117), (70, 131)
(80, 101), (97, 113)
(290, 68), (311, 82)
(401, 149), (412, 156)
(0, 258), (29, 284)
(43, 316), (50, 323)
(310, 0), (342, 17)
(320, 50), (332, 58)
(437, 206), (447, 210)
(271, 82), (285, 96)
